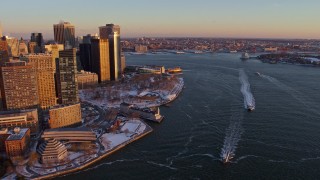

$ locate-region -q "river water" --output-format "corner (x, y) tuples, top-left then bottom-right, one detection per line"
(60, 53), (320, 179)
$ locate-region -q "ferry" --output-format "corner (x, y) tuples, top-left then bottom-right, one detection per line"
(166, 67), (182, 73)
(240, 52), (250, 60)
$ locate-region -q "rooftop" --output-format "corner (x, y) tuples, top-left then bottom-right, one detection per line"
(6, 128), (29, 141)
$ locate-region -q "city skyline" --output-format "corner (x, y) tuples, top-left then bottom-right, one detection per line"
(1, 0), (320, 39)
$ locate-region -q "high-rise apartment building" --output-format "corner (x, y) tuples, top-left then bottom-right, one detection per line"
(53, 22), (75, 48)
(22, 54), (57, 109)
(0, 61), (39, 110)
(55, 48), (79, 104)
(91, 38), (110, 83)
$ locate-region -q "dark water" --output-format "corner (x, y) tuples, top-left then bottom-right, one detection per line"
(60, 53), (320, 179)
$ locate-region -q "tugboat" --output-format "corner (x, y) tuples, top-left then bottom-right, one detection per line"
(240, 52), (250, 60)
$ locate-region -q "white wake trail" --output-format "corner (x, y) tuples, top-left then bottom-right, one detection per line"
(239, 69), (255, 110)
(220, 110), (243, 163)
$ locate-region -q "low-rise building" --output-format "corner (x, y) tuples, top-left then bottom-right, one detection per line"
(135, 45), (148, 53)
(48, 103), (82, 129)
(37, 138), (68, 164)
(76, 70), (98, 89)
(41, 128), (96, 143)
(0, 109), (39, 135)
(120, 103), (164, 123)
(5, 127), (30, 157)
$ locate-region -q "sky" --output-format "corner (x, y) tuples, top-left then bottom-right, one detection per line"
(1, 0), (320, 39)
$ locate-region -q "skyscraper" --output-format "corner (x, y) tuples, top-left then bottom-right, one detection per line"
(99, 24), (120, 39)
(79, 34), (98, 72)
(0, 61), (39, 110)
(91, 38), (110, 83)
(99, 24), (122, 81)
(53, 22), (75, 48)
(22, 54), (57, 109)
(55, 48), (79, 104)
(30, 33), (44, 53)
(109, 31), (120, 81)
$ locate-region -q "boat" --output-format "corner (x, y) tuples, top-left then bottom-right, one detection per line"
(176, 51), (185, 54)
(194, 51), (203, 54)
(222, 152), (233, 164)
(255, 72), (261, 76)
(247, 105), (255, 112)
(229, 50), (237, 53)
(166, 67), (182, 73)
(240, 52), (250, 60)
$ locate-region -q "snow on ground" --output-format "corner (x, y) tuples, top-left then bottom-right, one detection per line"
(100, 133), (131, 150)
(121, 121), (141, 133)
(30, 166), (56, 175)
(100, 120), (147, 151)
(16, 165), (33, 178)
(68, 152), (85, 161)
(79, 77), (184, 109)
(2, 173), (17, 180)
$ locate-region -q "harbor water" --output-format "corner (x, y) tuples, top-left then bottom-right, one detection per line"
(59, 53), (320, 179)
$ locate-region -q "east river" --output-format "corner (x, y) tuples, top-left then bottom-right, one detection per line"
(59, 53), (320, 179)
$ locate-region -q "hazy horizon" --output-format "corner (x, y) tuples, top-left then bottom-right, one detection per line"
(1, 0), (320, 40)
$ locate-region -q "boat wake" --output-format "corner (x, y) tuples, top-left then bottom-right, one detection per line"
(260, 74), (307, 106)
(239, 69), (255, 111)
(220, 110), (243, 164)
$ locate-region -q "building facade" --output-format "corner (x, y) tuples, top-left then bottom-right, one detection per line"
(79, 43), (92, 71)
(0, 61), (39, 110)
(5, 128), (30, 157)
(0, 109), (39, 135)
(18, 38), (28, 56)
(120, 53), (126, 74)
(37, 138), (68, 164)
(48, 103), (81, 129)
(22, 54), (57, 109)
(53, 22), (75, 48)
(76, 70), (98, 89)
(91, 38), (110, 83)
(99, 24), (121, 81)
(41, 128), (96, 143)
(135, 45), (148, 53)
(109, 32), (121, 81)
(55, 48), (79, 104)
(5, 37), (19, 57)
